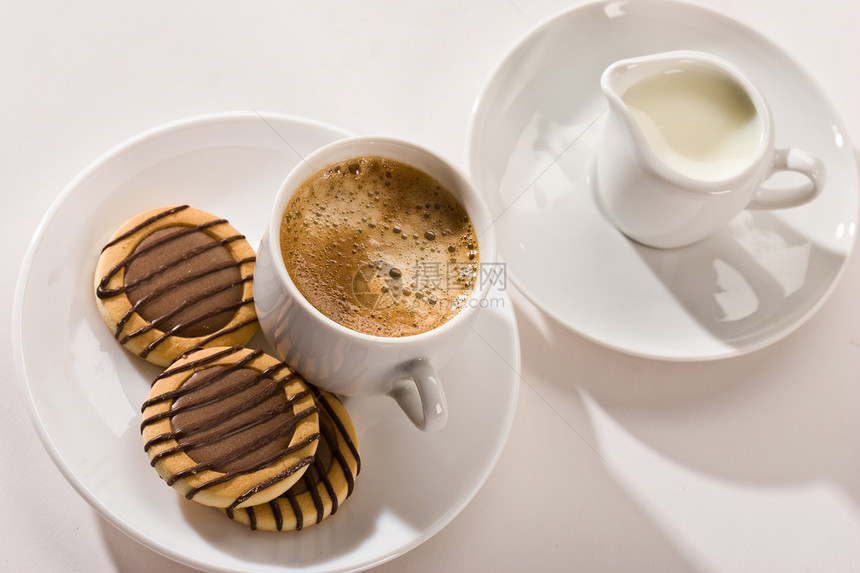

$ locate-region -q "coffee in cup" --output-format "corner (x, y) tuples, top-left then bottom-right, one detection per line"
(254, 136), (498, 431)
(279, 155), (479, 338)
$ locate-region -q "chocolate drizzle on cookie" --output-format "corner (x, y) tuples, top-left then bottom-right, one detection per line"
(225, 388), (361, 531)
(141, 346), (320, 509)
(96, 205), (256, 359)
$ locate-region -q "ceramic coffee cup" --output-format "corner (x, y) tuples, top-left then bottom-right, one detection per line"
(254, 136), (498, 431)
(597, 50), (826, 249)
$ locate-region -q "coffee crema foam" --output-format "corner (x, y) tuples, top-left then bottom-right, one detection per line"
(280, 156), (478, 337)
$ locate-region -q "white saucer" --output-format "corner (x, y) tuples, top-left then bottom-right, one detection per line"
(467, 0), (857, 360)
(13, 112), (520, 572)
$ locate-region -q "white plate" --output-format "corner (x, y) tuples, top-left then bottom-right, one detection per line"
(13, 112), (520, 572)
(468, 0), (858, 360)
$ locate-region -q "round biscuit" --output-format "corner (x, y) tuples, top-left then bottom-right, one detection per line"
(94, 205), (258, 367)
(141, 346), (320, 509)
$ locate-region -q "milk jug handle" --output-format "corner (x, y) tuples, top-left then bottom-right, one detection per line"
(748, 148), (826, 209)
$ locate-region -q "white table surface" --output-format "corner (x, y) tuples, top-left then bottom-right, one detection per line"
(3, 1), (859, 571)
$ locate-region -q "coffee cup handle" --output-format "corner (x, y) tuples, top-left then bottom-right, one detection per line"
(748, 148), (826, 209)
(389, 358), (448, 432)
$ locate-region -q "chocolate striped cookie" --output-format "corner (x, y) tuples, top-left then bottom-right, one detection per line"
(141, 346), (320, 509)
(94, 205), (258, 366)
(223, 389), (360, 531)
